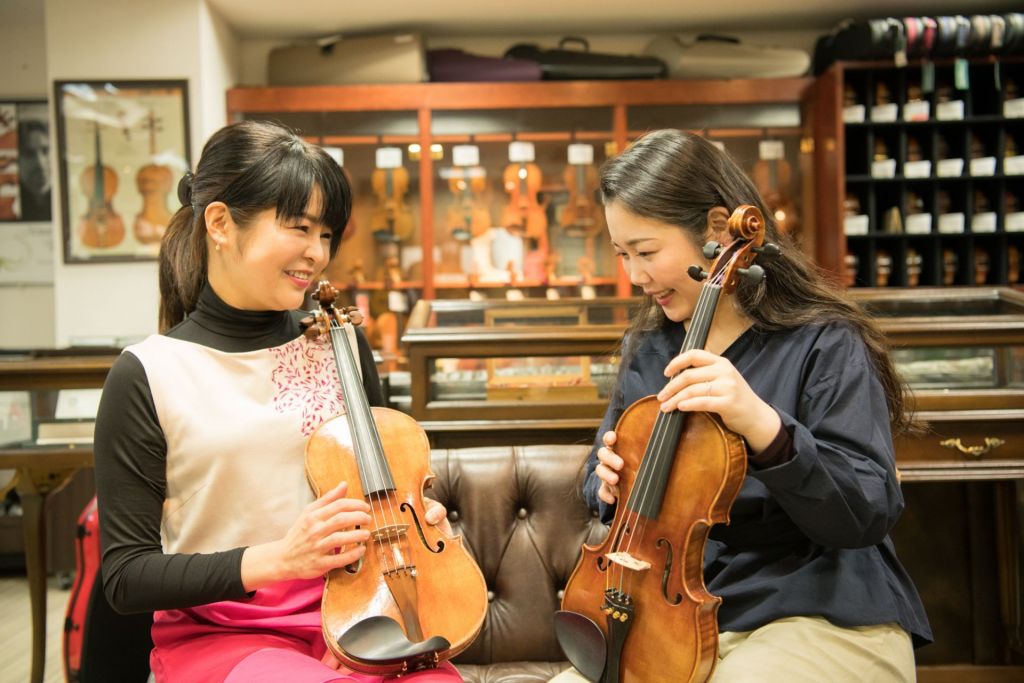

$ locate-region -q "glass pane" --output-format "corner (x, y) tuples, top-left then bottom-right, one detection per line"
(430, 355), (618, 403)
(892, 347), (997, 389)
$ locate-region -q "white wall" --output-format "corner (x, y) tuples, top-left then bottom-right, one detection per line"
(0, 8), (54, 348)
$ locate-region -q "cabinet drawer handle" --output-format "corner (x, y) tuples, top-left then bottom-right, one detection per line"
(939, 437), (1005, 457)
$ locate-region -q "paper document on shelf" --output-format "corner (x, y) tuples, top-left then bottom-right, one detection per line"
(55, 388), (103, 419)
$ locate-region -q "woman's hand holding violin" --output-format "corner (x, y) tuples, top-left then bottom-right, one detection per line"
(657, 349), (781, 454)
(241, 481), (371, 591)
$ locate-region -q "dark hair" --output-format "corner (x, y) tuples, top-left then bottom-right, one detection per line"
(603, 129), (910, 434)
(158, 120), (351, 331)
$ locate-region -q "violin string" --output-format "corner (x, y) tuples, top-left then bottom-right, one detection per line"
(614, 271), (722, 597)
(330, 309), (401, 574)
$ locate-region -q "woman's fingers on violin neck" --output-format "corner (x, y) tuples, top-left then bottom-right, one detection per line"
(598, 483), (619, 504)
(597, 447), (624, 471)
(602, 430), (617, 447)
(665, 349), (716, 376)
(595, 463), (620, 485)
(657, 367), (716, 403)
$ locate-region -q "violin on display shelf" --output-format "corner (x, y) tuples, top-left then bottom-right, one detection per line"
(303, 283), (488, 674)
(556, 206), (775, 683)
(906, 137), (924, 163)
(132, 109), (174, 245)
(875, 250), (893, 287)
(843, 192), (861, 217)
(882, 205), (902, 234)
(942, 249), (958, 286)
(970, 134), (987, 160)
(752, 138), (798, 235)
(369, 149), (414, 243)
(78, 120), (126, 249)
(875, 81), (893, 107)
(906, 248), (922, 287)
(561, 146), (603, 239)
(873, 138), (890, 162)
(974, 247), (990, 285)
(501, 145), (547, 244)
(445, 167), (490, 242)
(906, 190), (925, 216)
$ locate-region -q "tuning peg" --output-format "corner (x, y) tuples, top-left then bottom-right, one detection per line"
(737, 264), (765, 285)
(687, 265), (708, 282)
(702, 241), (722, 259)
(753, 243), (781, 258)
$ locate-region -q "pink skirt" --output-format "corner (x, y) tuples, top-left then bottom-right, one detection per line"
(150, 578), (463, 683)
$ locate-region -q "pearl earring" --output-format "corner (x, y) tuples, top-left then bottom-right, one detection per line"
(214, 242), (221, 251)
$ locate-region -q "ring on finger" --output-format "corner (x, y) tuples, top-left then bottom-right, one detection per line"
(705, 381), (713, 397)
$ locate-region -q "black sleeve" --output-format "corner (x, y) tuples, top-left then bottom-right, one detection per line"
(582, 354), (629, 522)
(94, 352), (249, 614)
(355, 327), (385, 407)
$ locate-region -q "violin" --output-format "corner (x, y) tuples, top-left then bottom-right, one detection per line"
(370, 163), (414, 243)
(304, 282), (488, 674)
(501, 161), (547, 243)
(133, 109), (173, 245)
(751, 143), (798, 235)
(556, 206), (775, 683)
(78, 120), (126, 249)
(445, 168), (490, 241)
(561, 161), (603, 238)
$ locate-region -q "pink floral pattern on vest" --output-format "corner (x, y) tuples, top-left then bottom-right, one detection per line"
(270, 336), (346, 435)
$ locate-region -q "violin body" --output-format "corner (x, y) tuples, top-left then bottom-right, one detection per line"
(370, 166), (414, 243)
(78, 164), (125, 249)
(133, 162), (173, 245)
(501, 162), (547, 241)
(560, 398), (746, 683)
(306, 407), (488, 674)
(446, 172), (491, 241)
(561, 163), (603, 237)
(751, 157), (797, 236)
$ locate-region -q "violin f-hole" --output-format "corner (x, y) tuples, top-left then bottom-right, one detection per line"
(656, 538), (682, 605)
(401, 502), (445, 554)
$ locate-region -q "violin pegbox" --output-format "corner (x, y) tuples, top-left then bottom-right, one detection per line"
(694, 205), (780, 295)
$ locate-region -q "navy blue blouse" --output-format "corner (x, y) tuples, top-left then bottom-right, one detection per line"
(582, 319), (932, 646)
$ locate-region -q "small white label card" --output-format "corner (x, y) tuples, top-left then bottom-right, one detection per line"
(871, 159), (897, 179)
(1005, 98), (1024, 118)
(375, 146), (403, 169)
(903, 101), (930, 122)
(452, 144), (480, 167)
(844, 214), (869, 236)
(1007, 212), (1024, 232)
(55, 388), (104, 419)
(322, 146), (344, 166)
(905, 213), (932, 234)
(842, 105), (866, 124)
(936, 100), (965, 120)
(758, 140), (785, 160)
(971, 212), (997, 233)
(938, 212), (965, 234)
(969, 156), (996, 176)
(580, 284), (597, 300)
(937, 158), (964, 177)
(545, 288), (561, 300)
(567, 143), (594, 165)
(870, 103), (899, 122)
(904, 160), (932, 178)
(1006, 155), (1024, 175)
(505, 288), (525, 301)
(708, 139), (726, 151)
(387, 290), (409, 313)
(508, 141), (535, 163)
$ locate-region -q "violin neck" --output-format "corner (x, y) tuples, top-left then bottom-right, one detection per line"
(622, 283), (721, 518)
(328, 324), (395, 495)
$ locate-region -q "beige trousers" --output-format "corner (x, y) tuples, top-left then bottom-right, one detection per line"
(548, 616), (916, 683)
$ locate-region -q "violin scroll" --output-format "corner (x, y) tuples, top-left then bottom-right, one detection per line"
(301, 282), (365, 340)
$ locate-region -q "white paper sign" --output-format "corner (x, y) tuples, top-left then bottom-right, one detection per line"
(842, 105), (865, 124)
(508, 141), (535, 163)
(580, 285), (597, 300)
(970, 156), (996, 176)
(567, 143), (594, 165)
(870, 103), (898, 123)
(1007, 212), (1024, 232)
(937, 158), (964, 177)
(1005, 98), (1024, 118)
(903, 101), (930, 122)
(905, 213), (932, 234)
(452, 144), (480, 167)
(505, 288), (525, 301)
(904, 160), (931, 178)
(375, 147), (403, 169)
(387, 290), (408, 313)
(709, 140), (725, 151)
(55, 389), (104, 419)
(938, 213), (965, 234)
(322, 146), (344, 166)
(871, 159), (897, 179)
(843, 215), (869, 236)
(1005, 155), (1024, 175)
(758, 140), (785, 160)
(936, 100), (965, 121)
(545, 288), (561, 300)
(971, 212), (997, 233)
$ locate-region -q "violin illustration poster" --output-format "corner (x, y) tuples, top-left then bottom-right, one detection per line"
(54, 80), (190, 263)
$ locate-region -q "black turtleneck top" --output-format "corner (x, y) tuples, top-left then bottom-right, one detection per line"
(93, 284), (384, 614)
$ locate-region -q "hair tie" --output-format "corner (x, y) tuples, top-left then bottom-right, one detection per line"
(177, 171), (195, 207)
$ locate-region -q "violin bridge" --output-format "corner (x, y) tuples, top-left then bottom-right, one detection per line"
(371, 523), (410, 543)
(604, 552), (651, 572)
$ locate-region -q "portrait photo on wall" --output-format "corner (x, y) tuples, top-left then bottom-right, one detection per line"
(0, 100), (51, 222)
(54, 79), (190, 263)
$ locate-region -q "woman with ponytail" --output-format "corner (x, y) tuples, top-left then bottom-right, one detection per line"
(552, 130), (930, 682)
(93, 121), (461, 683)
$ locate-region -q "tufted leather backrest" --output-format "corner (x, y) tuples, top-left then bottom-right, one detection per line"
(428, 445), (609, 665)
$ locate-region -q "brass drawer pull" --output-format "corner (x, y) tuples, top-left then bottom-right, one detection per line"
(939, 437), (1006, 458)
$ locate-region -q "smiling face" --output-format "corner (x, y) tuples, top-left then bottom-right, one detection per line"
(207, 187), (334, 311)
(606, 200), (710, 323)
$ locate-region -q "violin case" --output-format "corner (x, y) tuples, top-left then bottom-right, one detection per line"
(268, 33), (427, 85)
(427, 48), (542, 82)
(644, 34), (810, 79)
(504, 37), (667, 80)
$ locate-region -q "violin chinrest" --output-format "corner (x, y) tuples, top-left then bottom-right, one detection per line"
(338, 615), (451, 670)
(554, 610), (606, 683)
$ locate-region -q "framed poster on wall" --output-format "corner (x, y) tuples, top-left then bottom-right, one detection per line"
(0, 100), (51, 222)
(54, 79), (190, 263)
